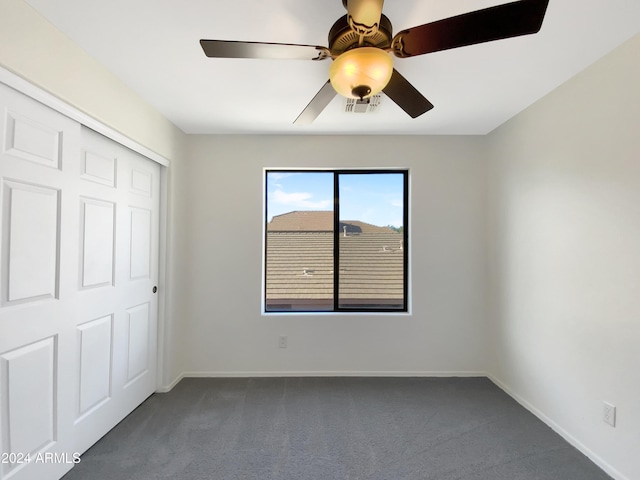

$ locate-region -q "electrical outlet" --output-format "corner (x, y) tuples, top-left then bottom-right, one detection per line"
(278, 336), (287, 349)
(603, 402), (616, 427)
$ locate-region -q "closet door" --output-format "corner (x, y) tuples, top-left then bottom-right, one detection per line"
(0, 83), (161, 480)
(0, 83), (80, 480)
(74, 127), (160, 454)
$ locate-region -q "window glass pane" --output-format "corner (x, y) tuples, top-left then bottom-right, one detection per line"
(265, 172), (334, 311)
(338, 173), (405, 310)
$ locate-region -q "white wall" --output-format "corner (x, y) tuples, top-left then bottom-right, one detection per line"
(0, 0), (188, 387)
(177, 135), (489, 375)
(487, 34), (640, 480)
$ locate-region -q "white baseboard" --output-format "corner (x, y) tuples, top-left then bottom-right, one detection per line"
(156, 370), (486, 391)
(488, 374), (628, 480)
(179, 370), (486, 379)
(156, 373), (185, 393)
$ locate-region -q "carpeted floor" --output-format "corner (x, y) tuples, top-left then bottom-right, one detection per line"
(62, 377), (611, 480)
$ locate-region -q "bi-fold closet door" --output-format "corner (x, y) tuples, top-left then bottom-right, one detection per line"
(0, 82), (160, 480)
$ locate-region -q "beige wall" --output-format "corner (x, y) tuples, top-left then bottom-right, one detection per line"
(179, 135), (489, 375)
(487, 33), (640, 480)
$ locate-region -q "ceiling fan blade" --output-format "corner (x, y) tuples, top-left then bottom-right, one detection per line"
(294, 80), (337, 125)
(200, 40), (329, 60)
(383, 69), (434, 118)
(391, 0), (549, 58)
(344, 0), (384, 35)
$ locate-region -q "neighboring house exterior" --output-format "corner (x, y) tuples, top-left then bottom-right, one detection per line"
(266, 211), (404, 310)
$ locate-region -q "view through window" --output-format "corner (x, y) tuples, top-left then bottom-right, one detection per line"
(265, 170), (408, 312)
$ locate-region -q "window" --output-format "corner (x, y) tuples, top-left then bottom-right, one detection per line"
(265, 170), (408, 312)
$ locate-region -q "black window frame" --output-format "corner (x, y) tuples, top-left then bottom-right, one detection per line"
(264, 169), (409, 313)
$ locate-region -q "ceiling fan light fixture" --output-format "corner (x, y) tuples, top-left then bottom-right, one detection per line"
(329, 47), (393, 100)
(201, 0), (550, 124)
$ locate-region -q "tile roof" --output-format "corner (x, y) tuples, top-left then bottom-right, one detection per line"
(268, 210), (396, 234)
(268, 210), (333, 231)
(266, 212), (404, 310)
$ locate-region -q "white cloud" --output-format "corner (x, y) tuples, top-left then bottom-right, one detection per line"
(268, 172), (298, 181)
(391, 200), (403, 207)
(272, 189), (331, 209)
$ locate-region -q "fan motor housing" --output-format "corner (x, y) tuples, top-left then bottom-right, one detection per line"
(328, 14), (393, 55)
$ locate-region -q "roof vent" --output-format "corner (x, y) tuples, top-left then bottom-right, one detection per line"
(344, 94), (382, 114)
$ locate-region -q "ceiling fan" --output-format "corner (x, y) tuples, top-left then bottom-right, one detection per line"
(200, 0), (549, 125)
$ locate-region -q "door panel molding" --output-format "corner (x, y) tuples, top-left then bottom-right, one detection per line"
(2, 180), (60, 305)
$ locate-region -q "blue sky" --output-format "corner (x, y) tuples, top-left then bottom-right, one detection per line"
(266, 171), (404, 228)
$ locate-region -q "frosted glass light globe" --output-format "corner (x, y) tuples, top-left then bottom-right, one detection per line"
(329, 47), (393, 100)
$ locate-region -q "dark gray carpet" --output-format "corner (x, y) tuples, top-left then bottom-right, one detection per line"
(63, 377), (611, 480)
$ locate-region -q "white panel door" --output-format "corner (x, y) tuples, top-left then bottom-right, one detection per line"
(0, 83), (80, 480)
(73, 127), (159, 455)
(0, 83), (161, 479)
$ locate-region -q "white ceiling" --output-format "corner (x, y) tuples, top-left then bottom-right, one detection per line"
(24, 0), (640, 135)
